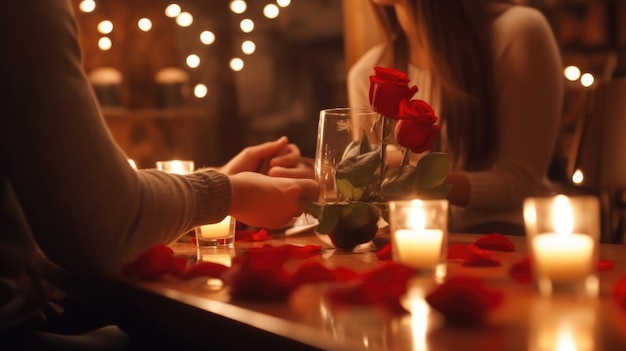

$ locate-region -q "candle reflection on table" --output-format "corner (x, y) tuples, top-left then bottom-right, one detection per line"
(529, 298), (596, 351)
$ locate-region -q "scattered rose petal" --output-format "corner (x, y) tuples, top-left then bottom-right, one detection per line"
(463, 256), (501, 267)
(326, 262), (414, 315)
(447, 243), (492, 261)
(509, 256), (533, 285)
(121, 244), (187, 280)
(614, 275), (626, 310)
(598, 259), (615, 271)
(473, 233), (515, 252)
(182, 261), (229, 279)
(376, 242), (392, 261)
(235, 228), (273, 242)
(425, 276), (504, 326)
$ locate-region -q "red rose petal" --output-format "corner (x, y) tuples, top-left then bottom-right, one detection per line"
(182, 261), (229, 279)
(463, 256), (502, 267)
(425, 276), (504, 326)
(235, 228), (272, 242)
(121, 244), (187, 280)
(376, 242), (392, 261)
(473, 233), (516, 252)
(598, 259), (615, 271)
(509, 256), (533, 285)
(614, 275), (626, 310)
(447, 243), (492, 261)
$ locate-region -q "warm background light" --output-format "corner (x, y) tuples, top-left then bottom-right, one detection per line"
(241, 40), (256, 55)
(176, 12), (193, 27)
(98, 37), (112, 51)
(200, 31), (215, 45)
(240, 19), (254, 33)
(580, 73), (595, 87)
(194, 84), (208, 98)
(229, 0), (247, 14)
(276, 0), (291, 7)
(186, 54), (200, 68)
(564, 65), (581, 81)
(97, 20), (113, 34)
(263, 4), (279, 19)
(572, 169), (584, 185)
(79, 0), (96, 13)
(230, 57), (244, 71)
(138, 18), (152, 32)
(164, 3), (181, 18)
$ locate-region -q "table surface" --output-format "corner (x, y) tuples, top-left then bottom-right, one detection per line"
(112, 232), (626, 351)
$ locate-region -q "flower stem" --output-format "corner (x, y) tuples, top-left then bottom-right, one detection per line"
(377, 115), (388, 197)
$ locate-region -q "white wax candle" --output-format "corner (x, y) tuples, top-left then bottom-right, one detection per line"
(533, 233), (593, 282)
(394, 229), (443, 268)
(198, 216), (232, 239)
(156, 160), (194, 175)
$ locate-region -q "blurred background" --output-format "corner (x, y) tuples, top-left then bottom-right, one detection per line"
(71, 0), (626, 184)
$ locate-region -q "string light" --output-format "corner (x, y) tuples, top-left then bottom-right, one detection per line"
(200, 31), (215, 45)
(97, 20), (113, 34)
(229, 0), (247, 14)
(230, 57), (244, 71)
(79, 0), (96, 13)
(186, 54), (200, 68)
(276, 0), (291, 7)
(176, 12), (193, 27)
(165, 4), (181, 18)
(263, 4), (279, 19)
(580, 73), (594, 88)
(138, 18), (152, 32)
(240, 18), (254, 33)
(564, 65), (581, 81)
(241, 40), (256, 55)
(194, 84), (208, 98)
(98, 37), (112, 51)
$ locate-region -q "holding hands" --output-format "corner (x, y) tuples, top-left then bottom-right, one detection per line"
(220, 136), (314, 179)
(218, 136), (318, 228)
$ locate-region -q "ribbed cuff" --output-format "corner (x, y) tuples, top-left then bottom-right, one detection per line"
(186, 169), (231, 227)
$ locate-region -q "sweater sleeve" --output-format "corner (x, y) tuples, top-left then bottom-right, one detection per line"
(463, 6), (563, 212)
(0, 0), (231, 274)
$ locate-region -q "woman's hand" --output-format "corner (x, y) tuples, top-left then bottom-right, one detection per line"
(228, 172), (319, 229)
(219, 136), (312, 178)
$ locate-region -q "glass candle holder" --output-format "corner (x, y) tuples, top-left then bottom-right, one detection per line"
(388, 199), (448, 278)
(523, 194), (600, 298)
(156, 160), (194, 175)
(195, 215), (236, 248)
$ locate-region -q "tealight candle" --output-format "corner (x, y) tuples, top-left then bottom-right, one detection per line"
(195, 216), (235, 247)
(156, 160), (194, 175)
(389, 199), (448, 273)
(524, 194), (599, 297)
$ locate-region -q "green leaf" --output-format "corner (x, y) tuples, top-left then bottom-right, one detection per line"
(306, 202), (379, 234)
(336, 148), (381, 188)
(336, 178), (365, 201)
(415, 152), (449, 189)
(416, 183), (452, 199)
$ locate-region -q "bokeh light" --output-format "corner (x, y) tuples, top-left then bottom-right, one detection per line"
(241, 40), (256, 55)
(138, 18), (152, 32)
(240, 19), (254, 33)
(229, 0), (247, 14)
(97, 20), (113, 34)
(263, 4), (279, 19)
(98, 37), (112, 51)
(165, 4), (181, 18)
(200, 31), (215, 45)
(176, 12), (193, 27)
(79, 0), (96, 13)
(230, 57), (244, 71)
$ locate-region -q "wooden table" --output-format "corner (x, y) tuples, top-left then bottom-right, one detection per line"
(108, 233), (626, 351)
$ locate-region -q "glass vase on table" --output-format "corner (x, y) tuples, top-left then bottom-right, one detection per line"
(306, 108), (450, 252)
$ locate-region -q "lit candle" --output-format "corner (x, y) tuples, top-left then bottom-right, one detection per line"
(197, 216), (232, 240)
(532, 195), (594, 283)
(156, 160), (194, 175)
(394, 203), (443, 269)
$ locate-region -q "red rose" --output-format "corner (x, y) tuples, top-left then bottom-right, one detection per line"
(369, 66), (418, 117)
(394, 99), (440, 153)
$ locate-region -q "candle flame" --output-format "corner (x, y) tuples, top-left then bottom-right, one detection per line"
(553, 195), (573, 236)
(409, 200), (426, 230)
